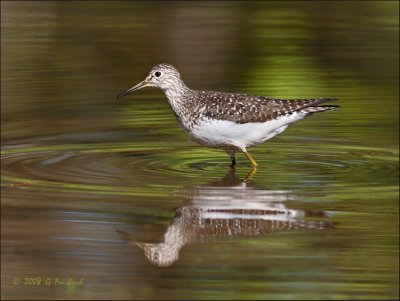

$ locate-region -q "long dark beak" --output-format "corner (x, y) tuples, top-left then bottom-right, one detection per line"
(117, 79), (149, 100)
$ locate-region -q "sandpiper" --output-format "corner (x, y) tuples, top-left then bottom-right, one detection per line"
(118, 64), (337, 172)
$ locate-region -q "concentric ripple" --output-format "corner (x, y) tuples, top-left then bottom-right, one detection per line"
(1, 137), (226, 196)
(1, 133), (398, 200)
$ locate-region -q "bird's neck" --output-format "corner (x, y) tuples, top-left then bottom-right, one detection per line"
(162, 80), (190, 105)
(162, 80), (194, 119)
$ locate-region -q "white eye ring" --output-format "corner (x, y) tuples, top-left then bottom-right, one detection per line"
(155, 71), (162, 77)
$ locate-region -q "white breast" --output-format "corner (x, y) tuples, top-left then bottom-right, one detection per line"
(190, 113), (305, 149)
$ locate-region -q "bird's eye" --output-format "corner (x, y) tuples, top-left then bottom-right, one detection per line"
(155, 71), (161, 77)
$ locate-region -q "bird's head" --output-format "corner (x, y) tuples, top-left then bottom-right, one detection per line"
(117, 64), (183, 99)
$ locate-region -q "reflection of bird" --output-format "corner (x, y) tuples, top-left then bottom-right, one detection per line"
(118, 64), (338, 172)
(117, 230), (179, 267)
(118, 169), (334, 267)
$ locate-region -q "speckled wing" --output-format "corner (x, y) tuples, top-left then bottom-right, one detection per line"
(198, 91), (338, 124)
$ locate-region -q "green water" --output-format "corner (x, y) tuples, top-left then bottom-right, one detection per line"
(1, 1), (399, 300)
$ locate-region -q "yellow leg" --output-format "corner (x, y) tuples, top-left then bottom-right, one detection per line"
(243, 167), (257, 182)
(243, 151), (258, 170)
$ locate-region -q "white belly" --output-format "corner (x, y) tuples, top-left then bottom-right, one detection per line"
(190, 114), (303, 149)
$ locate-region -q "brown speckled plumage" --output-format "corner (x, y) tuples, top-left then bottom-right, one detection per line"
(183, 89), (337, 126)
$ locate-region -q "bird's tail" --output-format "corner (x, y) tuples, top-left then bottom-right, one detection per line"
(301, 105), (339, 114)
